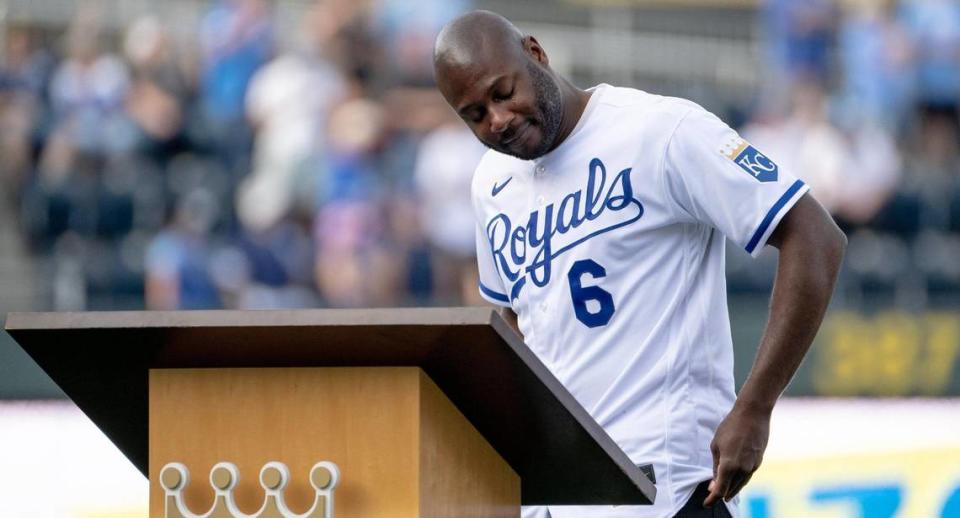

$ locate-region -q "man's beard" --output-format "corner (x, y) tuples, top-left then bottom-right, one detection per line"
(524, 61), (564, 159)
(493, 62), (563, 160)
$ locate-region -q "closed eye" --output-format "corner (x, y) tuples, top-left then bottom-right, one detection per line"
(465, 107), (486, 123)
(492, 88), (514, 102)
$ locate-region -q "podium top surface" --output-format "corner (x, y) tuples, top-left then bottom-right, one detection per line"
(6, 307), (655, 506)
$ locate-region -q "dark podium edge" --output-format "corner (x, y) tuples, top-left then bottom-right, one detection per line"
(5, 307), (656, 506)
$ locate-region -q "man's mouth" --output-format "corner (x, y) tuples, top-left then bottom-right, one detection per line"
(501, 121), (531, 147)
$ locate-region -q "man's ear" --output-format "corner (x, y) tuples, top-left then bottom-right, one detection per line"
(523, 35), (549, 66)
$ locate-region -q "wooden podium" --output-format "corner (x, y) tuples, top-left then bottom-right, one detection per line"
(6, 308), (655, 517)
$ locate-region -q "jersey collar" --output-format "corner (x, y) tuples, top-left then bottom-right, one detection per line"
(534, 83), (608, 165)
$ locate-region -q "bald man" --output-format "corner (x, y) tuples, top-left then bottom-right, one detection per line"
(434, 11), (845, 518)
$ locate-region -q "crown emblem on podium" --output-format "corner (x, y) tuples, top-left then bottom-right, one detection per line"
(160, 461), (340, 518)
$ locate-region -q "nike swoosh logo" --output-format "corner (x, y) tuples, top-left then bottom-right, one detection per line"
(492, 177), (513, 197)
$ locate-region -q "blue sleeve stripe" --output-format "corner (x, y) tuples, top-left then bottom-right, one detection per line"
(479, 282), (510, 303)
(745, 179), (806, 254)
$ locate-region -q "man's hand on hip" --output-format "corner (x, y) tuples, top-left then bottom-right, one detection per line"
(703, 404), (771, 507)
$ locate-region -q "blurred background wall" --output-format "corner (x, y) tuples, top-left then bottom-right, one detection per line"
(0, 0), (958, 516)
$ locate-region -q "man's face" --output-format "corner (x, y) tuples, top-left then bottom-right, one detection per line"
(438, 57), (563, 160)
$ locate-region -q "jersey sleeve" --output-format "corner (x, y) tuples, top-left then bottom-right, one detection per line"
(662, 106), (810, 257)
(471, 162), (512, 307)
(475, 218), (511, 307)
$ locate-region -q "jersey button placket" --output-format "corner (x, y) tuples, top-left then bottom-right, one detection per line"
(528, 162), (548, 341)
(534, 164), (547, 205)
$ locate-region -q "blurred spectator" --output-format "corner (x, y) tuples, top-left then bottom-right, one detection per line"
(745, 81), (851, 213)
(0, 27), (53, 98)
(898, 0), (960, 114)
(0, 28), (54, 194)
(837, 120), (901, 224)
(895, 108), (960, 232)
(225, 4), (354, 311)
(204, 211), (318, 311)
(124, 16), (190, 100)
(49, 23), (130, 155)
(198, 0), (274, 174)
(838, 0), (913, 130)
(745, 80), (900, 224)
(234, 217), (317, 309)
(762, 0), (837, 104)
(145, 189), (222, 310)
(238, 4), (348, 236)
(123, 16), (194, 165)
(199, 0), (273, 123)
(20, 130), (88, 251)
(313, 98), (390, 307)
(413, 123), (486, 305)
(371, 0), (471, 86)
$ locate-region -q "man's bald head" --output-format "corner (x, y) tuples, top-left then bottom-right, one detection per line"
(434, 10), (525, 74)
(432, 10), (573, 160)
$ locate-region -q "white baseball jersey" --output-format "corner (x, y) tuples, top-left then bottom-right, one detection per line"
(471, 84), (809, 517)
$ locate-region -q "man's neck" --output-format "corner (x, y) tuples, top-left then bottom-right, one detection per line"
(548, 81), (593, 153)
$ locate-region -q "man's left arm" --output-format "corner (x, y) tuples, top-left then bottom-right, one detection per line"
(703, 192), (847, 507)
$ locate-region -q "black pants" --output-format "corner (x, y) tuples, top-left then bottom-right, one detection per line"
(672, 481), (733, 517)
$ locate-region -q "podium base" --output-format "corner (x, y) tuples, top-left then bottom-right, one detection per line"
(149, 367), (520, 517)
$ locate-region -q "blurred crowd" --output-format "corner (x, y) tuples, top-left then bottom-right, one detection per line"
(0, 0), (486, 310)
(727, 0), (960, 308)
(0, 0), (959, 311)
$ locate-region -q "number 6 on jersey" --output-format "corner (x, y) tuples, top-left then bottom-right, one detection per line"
(567, 259), (615, 328)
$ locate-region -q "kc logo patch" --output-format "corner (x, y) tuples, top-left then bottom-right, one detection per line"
(720, 137), (779, 183)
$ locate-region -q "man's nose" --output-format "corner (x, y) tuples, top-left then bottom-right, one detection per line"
(489, 105), (513, 134)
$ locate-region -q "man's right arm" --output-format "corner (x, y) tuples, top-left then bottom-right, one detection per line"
(499, 307), (522, 338)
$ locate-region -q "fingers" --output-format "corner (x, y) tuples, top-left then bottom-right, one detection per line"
(703, 478), (723, 507)
(722, 452), (762, 501)
(711, 441), (720, 475)
(704, 458), (757, 508)
(703, 459), (733, 508)
(724, 470), (755, 501)
(704, 441), (723, 507)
